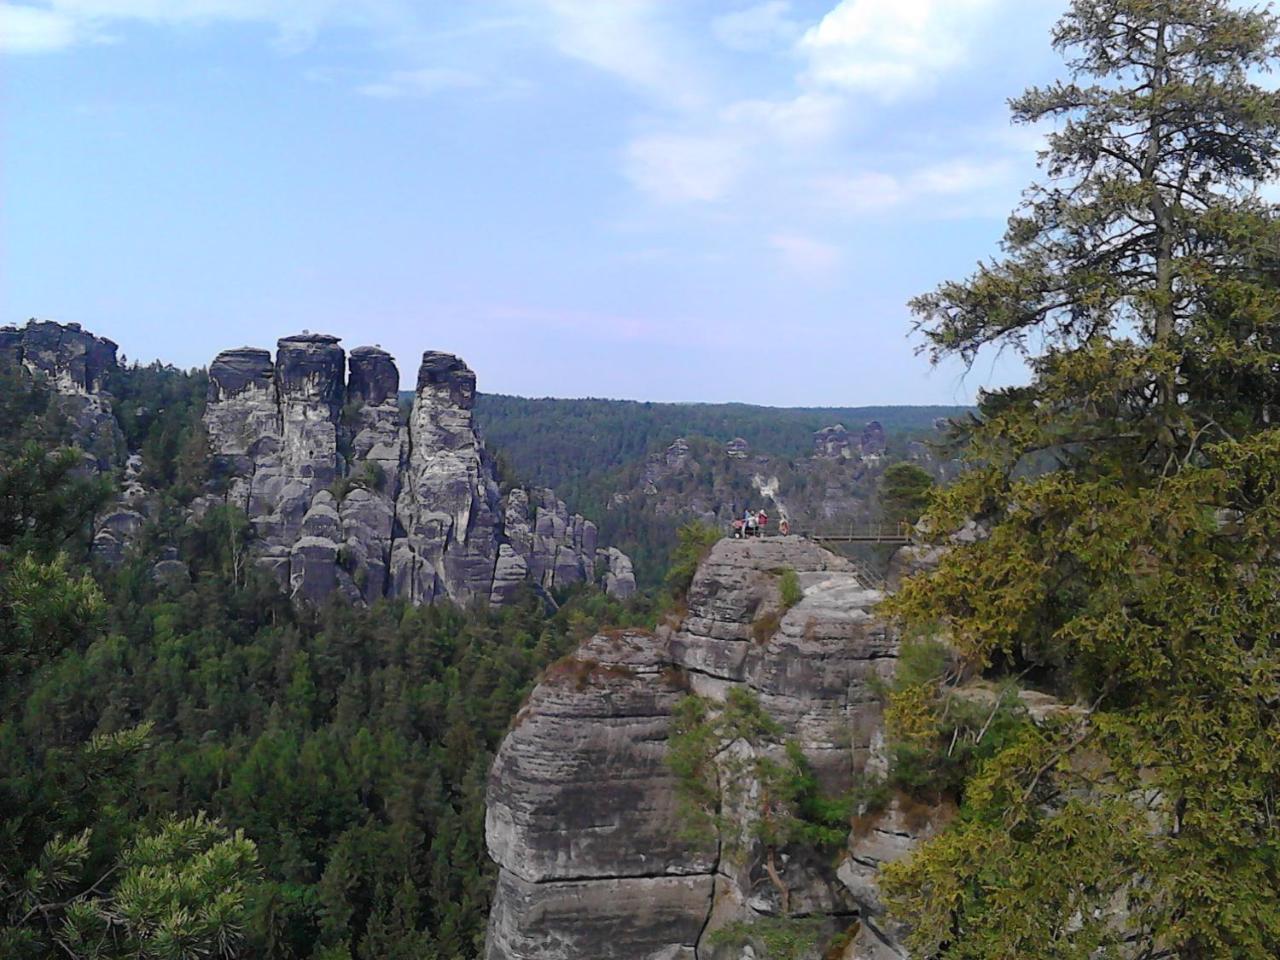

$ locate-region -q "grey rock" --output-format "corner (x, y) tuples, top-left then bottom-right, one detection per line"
(726, 437), (750, 460)
(347, 346), (399, 407)
(860, 420), (887, 457)
(486, 871), (711, 960)
(92, 508), (145, 564)
(201, 335), (631, 609)
(151, 559), (191, 587)
(484, 538), (899, 959)
(5, 320), (125, 473)
(15, 319), (118, 395)
(600, 547), (637, 599)
(489, 545), (529, 607)
(814, 423), (857, 460)
(208, 347), (274, 401)
(391, 351), (502, 605)
(289, 535), (340, 605)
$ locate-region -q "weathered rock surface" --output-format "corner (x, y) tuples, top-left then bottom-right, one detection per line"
(860, 420), (887, 457)
(199, 335), (633, 608)
(2, 320), (151, 561)
(609, 433), (879, 539)
(485, 537), (905, 960)
(814, 423), (858, 460)
(3, 320), (125, 471)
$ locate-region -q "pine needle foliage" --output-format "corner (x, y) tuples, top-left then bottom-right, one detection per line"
(883, 2), (1280, 957)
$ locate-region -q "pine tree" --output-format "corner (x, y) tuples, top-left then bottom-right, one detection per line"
(883, 1), (1280, 956)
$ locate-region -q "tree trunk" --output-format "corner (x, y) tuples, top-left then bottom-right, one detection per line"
(764, 845), (790, 916)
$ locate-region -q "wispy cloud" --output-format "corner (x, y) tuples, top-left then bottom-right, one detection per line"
(7, 0), (414, 53)
(815, 156), (1017, 215)
(623, 133), (743, 203)
(712, 1), (799, 52)
(357, 67), (482, 99)
(1, 3), (78, 52)
(719, 92), (845, 144)
(533, 0), (707, 110)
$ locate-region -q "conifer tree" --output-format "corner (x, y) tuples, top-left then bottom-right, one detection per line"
(884, 2), (1280, 956)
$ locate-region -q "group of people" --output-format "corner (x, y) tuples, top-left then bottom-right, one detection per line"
(732, 508), (787, 538)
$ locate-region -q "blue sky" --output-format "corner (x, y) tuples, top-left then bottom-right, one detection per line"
(2, 0), (1066, 405)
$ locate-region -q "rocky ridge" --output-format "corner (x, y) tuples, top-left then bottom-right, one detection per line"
(200, 333), (635, 606)
(1, 320), (125, 471)
(0, 320), (150, 563)
(485, 537), (935, 959)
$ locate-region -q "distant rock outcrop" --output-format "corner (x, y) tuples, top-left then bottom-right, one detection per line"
(199, 334), (633, 607)
(2, 320), (144, 562)
(485, 537), (917, 959)
(813, 423), (857, 460)
(2, 320), (125, 471)
(860, 420), (887, 457)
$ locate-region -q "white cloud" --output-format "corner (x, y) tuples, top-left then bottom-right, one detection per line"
(1, 3), (77, 52)
(357, 67), (482, 99)
(535, 0), (706, 110)
(623, 133), (743, 203)
(770, 231), (841, 275)
(799, 0), (1000, 98)
(720, 92), (845, 144)
(815, 157), (1015, 214)
(712, 1), (798, 52)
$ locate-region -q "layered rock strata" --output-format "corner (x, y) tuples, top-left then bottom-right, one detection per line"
(485, 537), (904, 960)
(201, 335), (632, 607)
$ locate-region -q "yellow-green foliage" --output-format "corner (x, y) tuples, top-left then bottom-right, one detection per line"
(778, 567), (803, 610)
(707, 917), (828, 959)
(667, 690), (850, 856)
(664, 520), (722, 599)
(882, 1), (1280, 952)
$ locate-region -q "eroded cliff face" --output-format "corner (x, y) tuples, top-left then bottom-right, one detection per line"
(485, 537), (934, 960)
(0, 320), (146, 563)
(200, 334), (635, 607)
(2, 320), (125, 471)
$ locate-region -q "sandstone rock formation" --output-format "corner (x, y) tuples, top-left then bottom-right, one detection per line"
(485, 537), (909, 960)
(200, 334), (633, 607)
(2, 320), (125, 471)
(1, 320), (146, 562)
(813, 423), (857, 460)
(860, 420), (887, 458)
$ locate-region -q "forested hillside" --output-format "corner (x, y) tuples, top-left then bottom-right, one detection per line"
(473, 394), (966, 503)
(470, 395), (962, 585)
(0, 357), (657, 959)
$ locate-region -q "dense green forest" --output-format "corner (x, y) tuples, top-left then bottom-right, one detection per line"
(468, 396), (960, 586)
(877, 0), (1280, 955)
(472, 394), (967, 505)
(0, 361), (658, 959)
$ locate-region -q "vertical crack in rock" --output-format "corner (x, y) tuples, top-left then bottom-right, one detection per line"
(199, 335), (634, 608)
(484, 538), (907, 960)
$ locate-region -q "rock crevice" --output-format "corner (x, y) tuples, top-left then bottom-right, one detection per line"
(484, 537), (908, 960)
(199, 334), (634, 607)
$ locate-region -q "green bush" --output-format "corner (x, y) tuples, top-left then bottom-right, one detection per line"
(778, 568), (802, 610)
